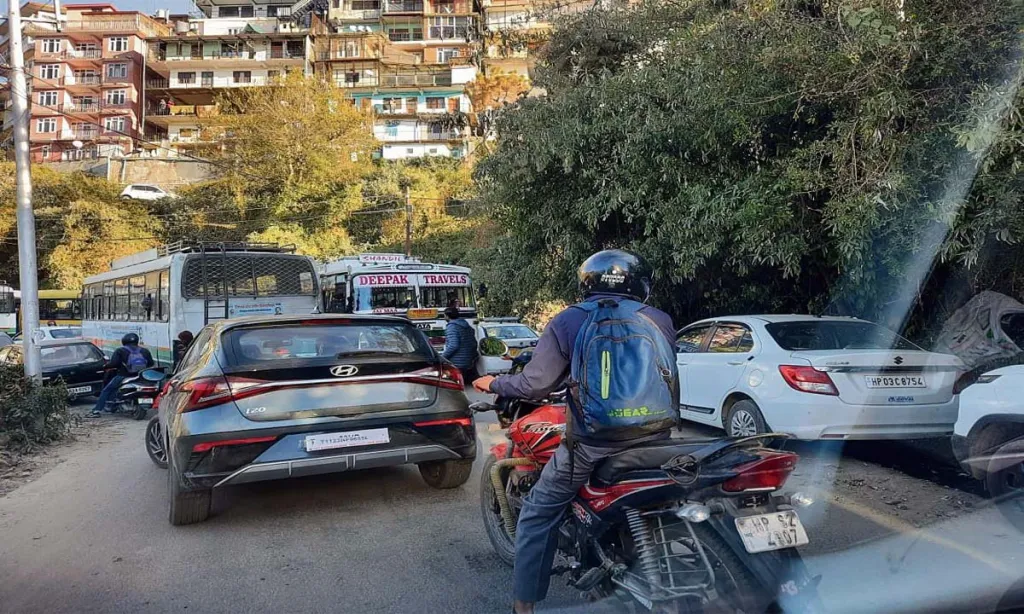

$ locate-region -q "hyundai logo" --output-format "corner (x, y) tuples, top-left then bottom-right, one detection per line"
(330, 365), (359, 377)
(893, 356), (904, 365)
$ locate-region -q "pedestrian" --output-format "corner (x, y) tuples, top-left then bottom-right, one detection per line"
(90, 333), (155, 417)
(472, 249), (679, 614)
(173, 330), (194, 368)
(441, 305), (478, 384)
(159, 98), (168, 114)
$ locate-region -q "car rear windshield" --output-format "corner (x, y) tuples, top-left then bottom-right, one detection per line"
(765, 321), (922, 351)
(223, 322), (433, 366)
(484, 325), (537, 340)
(40, 343), (103, 367)
(49, 327), (82, 339)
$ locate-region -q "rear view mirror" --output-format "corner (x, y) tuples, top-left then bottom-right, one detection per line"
(479, 337), (508, 357)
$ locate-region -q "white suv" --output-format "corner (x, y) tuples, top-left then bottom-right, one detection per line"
(120, 184), (175, 201)
(675, 315), (965, 440)
(953, 363), (1024, 497)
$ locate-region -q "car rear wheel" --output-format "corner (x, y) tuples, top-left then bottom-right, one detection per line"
(725, 400), (767, 438)
(986, 438), (1024, 499)
(419, 458), (473, 489)
(168, 455), (211, 526)
(146, 417), (168, 469)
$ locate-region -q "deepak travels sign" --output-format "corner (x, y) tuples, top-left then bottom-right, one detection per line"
(418, 274), (469, 287)
(354, 274), (411, 287)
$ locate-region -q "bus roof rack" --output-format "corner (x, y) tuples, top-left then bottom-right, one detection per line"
(158, 241), (297, 256)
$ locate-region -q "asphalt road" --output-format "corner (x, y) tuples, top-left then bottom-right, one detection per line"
(0, 393), (1019, 614)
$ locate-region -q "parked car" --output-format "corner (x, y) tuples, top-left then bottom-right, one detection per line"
(952, 363), (1024, 497)
(156, 314), (476, 525)
(475, 318), (539, 375)
(674, 315), (966, 440)
(13, 326), (82, 342)
(119, 184), (176, 201)
(0, 340), (106, 399)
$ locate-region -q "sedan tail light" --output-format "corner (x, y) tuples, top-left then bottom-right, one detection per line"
(778, 365), (839, 396)
(439, 363), (464, 391)
(722, 451), (799, 492)
(179, 376), (233, 412)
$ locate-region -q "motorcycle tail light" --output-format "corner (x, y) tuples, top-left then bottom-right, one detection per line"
(722, 451), (799, 493)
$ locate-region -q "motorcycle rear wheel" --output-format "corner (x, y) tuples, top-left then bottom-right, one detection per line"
(480, 454), (516, 567)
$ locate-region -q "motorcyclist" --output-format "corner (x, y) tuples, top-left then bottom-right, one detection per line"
(89, 333), (155, 417)
(472, 249), (679, 614)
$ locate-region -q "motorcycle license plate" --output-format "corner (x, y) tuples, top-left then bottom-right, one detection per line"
(734, 511), (809, 553)
(138, 398), (154, 405)
(68, 385), (92, 395)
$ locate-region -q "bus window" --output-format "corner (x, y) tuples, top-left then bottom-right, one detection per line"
(145, 272), (160, 321)
(114, 279), (128, 320)
(103, 282), (114, 320)
(354, 286), (416, 312)
(129, 276), (145, 321)
(420, 286), (475, 309)
(183, 255), (318, 298)
(38, 299), (82, 322)
(159, 271), (169, 322)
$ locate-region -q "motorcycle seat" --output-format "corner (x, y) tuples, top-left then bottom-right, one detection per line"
(590, 437), (725, 487)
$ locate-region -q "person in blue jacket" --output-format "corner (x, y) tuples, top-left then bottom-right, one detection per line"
(441, 305), (478, 384)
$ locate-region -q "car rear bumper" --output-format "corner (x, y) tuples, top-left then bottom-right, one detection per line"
(767, 397), (958, 441)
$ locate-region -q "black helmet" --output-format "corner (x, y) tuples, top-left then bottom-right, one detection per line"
(577, 249), (652, 302)
(122, 333), (140, 346)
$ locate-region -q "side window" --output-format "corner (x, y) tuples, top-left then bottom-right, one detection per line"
(708, 325), (754, 353)
(676, 325), (712, 353)
(159, 270), (170, 322)
(176, 328), (212, 373)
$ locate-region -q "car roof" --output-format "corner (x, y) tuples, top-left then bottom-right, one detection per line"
(681, 314), (871, 328)
(214, 313), (411, 332)
(37, 339), (95, 347)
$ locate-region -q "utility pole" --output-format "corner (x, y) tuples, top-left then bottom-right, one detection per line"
(404, 186), (413, 257)
(8, 2), (42, 380)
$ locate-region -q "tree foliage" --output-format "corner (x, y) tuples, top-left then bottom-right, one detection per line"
(476, 0), (1024, 335)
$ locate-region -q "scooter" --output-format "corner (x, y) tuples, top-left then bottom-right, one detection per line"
(475, 345), (821, 612)
(111, 368), (167, 421)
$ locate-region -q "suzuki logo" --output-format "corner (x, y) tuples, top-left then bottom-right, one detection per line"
(330, 365), (359, 377)
(893, 356), (904, 365)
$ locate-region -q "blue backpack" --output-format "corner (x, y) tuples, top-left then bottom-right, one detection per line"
(568, 298), (679, 440)
(125, 345), (148, 374)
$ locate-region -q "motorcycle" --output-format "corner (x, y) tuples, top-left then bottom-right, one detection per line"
(111, 368), (167, 421)
(474, 345), (820, 612)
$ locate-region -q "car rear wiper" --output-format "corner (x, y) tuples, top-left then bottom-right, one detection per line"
(334, 350), (407, 358)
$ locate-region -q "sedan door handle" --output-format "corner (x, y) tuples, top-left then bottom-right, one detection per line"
(727, 360), (745, 366)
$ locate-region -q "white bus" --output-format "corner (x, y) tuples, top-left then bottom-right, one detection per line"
(320, 253), (475, 348)
(0, 284), (18, 335)
(81, 242), (321, 365)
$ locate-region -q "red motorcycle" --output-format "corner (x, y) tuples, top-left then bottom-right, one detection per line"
(475, 371), (820, 611)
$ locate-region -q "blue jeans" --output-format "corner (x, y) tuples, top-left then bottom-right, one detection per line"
(512, 440), (621, 603)
(91, 375), (124, 413)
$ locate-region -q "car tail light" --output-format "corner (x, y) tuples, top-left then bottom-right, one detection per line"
(153, 381), (171, 410)
(413, 417), (473, 427)
(179, 376), (234, 412)
(438, 363), (464, 390)
(722, 451), (799, 492)
(953, 372), (998, 394)
(778, 365), (839, 395)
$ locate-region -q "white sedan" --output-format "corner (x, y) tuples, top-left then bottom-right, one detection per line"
(119, 184), (176, 201)
(476, 319), (539, 375)
(675, 315), (965, 440)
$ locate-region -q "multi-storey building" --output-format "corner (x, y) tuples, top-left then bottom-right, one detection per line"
(18, 3), (169, 162)
(143, 10), (313, 156)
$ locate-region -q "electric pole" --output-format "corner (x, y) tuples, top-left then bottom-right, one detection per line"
(404, 185), (413, 257)
(7, 2), (42, 379)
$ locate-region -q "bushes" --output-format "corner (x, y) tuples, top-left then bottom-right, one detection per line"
(0, 364), (73, 451)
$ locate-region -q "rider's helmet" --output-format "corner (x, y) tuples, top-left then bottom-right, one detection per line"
(577, 249), (652, 302)
(121, 333), (140, 346)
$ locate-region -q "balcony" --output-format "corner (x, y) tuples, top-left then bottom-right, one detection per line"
(379, 71), (452, 87)
(65, 103), (100, 113)
(386, 30), (424, 42)
(72, 128), (100, 140)
(59, 15), (169, 38)
(103, 73), (131, 84)
(65, 75), (101, 86)
(270, 48), (306, 59)
(428, 0), (473, 13)
(378, 127), (464, 142)
(149, 49), (306, 63)
(335, 9), (382, 19)
(64, 49), (103, 60)
(383, 0), (424, 13)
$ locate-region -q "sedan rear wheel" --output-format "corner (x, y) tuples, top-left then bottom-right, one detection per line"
(168, 455), (211, 526)
(419, 458), (473, 489)
(725, 400), (767, 438)
(146, 417), (168, 468)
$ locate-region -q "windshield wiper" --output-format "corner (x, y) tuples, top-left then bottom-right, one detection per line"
(335, 350), (407, 358)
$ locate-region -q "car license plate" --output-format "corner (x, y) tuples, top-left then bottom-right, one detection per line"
(508, 347), (522, 358)
(138, 398), (154, 405)
(864, 375), (927, 388)
(416, 322), (433, 330)
(734, 511), (809, 553)
(68, 385), (92, 395)
(305, 428), (390, 452)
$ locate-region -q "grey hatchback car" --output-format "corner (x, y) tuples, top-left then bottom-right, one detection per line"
(157, 314), (476, 525)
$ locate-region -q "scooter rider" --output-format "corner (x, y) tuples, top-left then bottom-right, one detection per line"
(89, 333), (155, 417)
(472, 249), (679, 614)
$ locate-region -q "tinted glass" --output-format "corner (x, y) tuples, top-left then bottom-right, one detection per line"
(224, 323), (432, 366)
(676, 325), (711, 353)
(484, 325), (538, 340)
(49, 327), (82, 339)
(40, 343), (103, 367)
(766, 321), (922, 351)
(420, 286), (475, 309)
(353, 286), (416, 311)
(708, 325), (753, 353)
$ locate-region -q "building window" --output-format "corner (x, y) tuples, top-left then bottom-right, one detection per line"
(39, 64), (60, 80)
(104, 116), (126, 133)
(437, 47), (461, 63)
(268, 70), (281, 82)
(40, 145), (51, 159)
(36, 118), (57, 133)
(105, 89), (126, 106)
(352, 0), (379, 8)
(426, 96), (445, 110)
(106, 63), (127, 79)
(177, 71), (196, 85)
(406, 148), (414, 154)
(267, 5), (291, 16)
(428, 147), (438, 154)
(429, 16), (472, 39)
(232, 71), (252, 84)
(41, 39), (60, 54)
(385, 122), (398, 136)
(108, 37), (128, 52)
(38, 91), (59, 106)
(227, 28), (242, 35)
(218, 5), (254, 17)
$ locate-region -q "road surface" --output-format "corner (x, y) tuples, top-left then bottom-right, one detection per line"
(0, 395), (1019, 613)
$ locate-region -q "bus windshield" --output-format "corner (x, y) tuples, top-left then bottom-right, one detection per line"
(353, 285), (417, 312)
(419, 286), (475, 309)
(39, 299), (82, 322)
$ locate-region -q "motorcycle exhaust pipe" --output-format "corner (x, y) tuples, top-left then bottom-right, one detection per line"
(489, 458), (537, 538)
